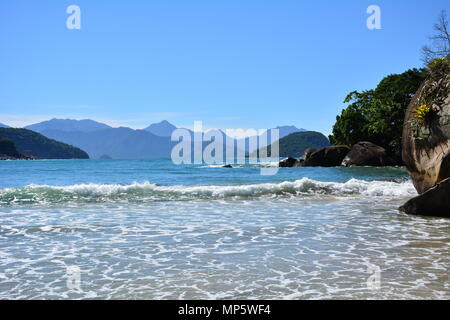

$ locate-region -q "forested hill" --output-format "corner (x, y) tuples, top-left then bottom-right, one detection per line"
(253, 131), (330, 158)
(0, 128), (89, 159)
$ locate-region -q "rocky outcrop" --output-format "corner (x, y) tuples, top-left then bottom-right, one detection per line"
(279, 144), (398, 168)
(341, 141), (397, 167)
(302, 148), (317, 161)
(399, 178), (450, 217)
(400, 56), (450, 217)
(402, 56), (450, 194)
(278, 157), (301, 167)
(302, 146), (350, 167)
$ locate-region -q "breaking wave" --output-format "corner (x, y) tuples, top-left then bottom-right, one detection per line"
(0, 178), (417, 205)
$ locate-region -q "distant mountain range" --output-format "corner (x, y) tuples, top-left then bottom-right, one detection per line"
(25, 118), (112, 133)
(40, 127), (173, 159)
(0, 123), (11, 128)
(0, 118), (311, 159)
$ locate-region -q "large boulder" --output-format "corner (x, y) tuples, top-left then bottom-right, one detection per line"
(402, 56), (450, 194)
(341, 141), (397, 167)
(301, 148), (317, 161)
(399, 178), (450, 217)
(278, 157), (301, 168)
(302, 146), (350, 167)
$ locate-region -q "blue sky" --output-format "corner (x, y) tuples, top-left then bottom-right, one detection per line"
(0, 0), (448, 134)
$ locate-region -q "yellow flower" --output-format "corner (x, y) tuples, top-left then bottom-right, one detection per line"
(413, 104), (431, 121)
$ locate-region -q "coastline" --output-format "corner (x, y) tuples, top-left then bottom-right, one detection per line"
(0, 155), (35, 160)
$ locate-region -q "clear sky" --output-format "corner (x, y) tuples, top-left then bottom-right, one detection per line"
(0, 0), (448, 133)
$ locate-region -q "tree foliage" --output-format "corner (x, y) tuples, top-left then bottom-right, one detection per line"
(329, 68), (427, 162)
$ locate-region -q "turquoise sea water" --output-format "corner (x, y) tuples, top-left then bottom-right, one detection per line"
(0, 159), (449, 299)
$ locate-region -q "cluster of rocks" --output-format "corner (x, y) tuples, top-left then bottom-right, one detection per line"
(279, 141), (396, 168)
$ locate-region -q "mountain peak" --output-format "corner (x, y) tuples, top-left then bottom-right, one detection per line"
(273, 125), (306, 138)
(24, 118), (112, 133)
(144, 120), (177, 136)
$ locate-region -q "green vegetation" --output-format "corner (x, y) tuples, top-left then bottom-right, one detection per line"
(254, 131), (330, 158)
(0, 138), (20, 158)
(413, 104), (432, 123)
(329, 68), (427, 162)
(428, 57), (450, 73)
(0, 128), (89, 159)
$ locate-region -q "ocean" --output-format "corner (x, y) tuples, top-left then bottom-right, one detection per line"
(0, 159), (449, 299)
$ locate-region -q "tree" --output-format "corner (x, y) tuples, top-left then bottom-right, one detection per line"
(329, 69), (426, 162)
(422, 10), (450, 64)
(329, 91), (372, 146)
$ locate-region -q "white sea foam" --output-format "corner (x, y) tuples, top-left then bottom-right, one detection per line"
(1, 188), (449, 300)
(0, 178), (417, 205)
